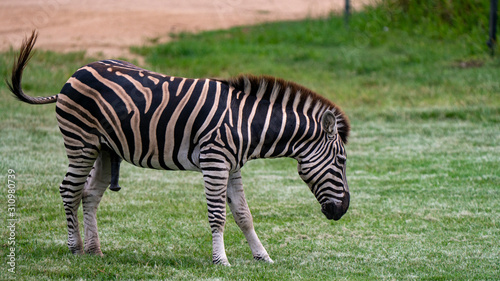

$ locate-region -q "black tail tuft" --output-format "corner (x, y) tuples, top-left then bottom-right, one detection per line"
(6, 30), (57, 105)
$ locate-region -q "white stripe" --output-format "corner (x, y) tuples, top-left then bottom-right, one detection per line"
(265, 86), (291, 158)
(164, 79), (198, 169)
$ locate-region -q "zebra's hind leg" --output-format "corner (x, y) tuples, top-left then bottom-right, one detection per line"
(82, 151), (112, 255)
(60, 153), (98, 255)
(227, 171), (273, 263)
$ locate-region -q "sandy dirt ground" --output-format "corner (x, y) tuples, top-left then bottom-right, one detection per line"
(0, 0), (373, 58)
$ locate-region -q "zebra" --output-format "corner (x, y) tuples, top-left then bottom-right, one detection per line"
(8, 31), (350, 265)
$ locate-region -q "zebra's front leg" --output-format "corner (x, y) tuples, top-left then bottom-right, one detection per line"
(201, 163), (231, 266)
(227, 171), (273, 263)
(82, 151), (112, 255)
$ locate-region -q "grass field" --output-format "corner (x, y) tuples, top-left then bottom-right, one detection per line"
(1, 3), (499, 280)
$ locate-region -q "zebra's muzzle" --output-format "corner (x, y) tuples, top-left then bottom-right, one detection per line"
(321, 193), (350, 221)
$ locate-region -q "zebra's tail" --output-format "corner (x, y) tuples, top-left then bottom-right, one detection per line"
(7, 30), (57, 105)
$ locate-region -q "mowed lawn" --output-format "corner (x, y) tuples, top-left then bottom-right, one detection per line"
(1, 4), (499, 280)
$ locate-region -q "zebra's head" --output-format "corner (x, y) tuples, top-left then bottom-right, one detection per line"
(297, 109), (349, 221)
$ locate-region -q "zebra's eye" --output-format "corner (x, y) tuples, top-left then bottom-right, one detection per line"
(336, 155), (346, 165)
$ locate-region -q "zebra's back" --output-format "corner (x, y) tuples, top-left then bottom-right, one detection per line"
(56, 60), (229, 171)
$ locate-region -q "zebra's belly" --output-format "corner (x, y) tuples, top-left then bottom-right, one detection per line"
(103, 135), (202, 172)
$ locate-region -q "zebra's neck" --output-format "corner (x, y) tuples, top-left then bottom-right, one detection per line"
(226, 81), (329, 165)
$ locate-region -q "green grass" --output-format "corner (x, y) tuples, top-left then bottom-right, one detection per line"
(1, 3), (499, 280)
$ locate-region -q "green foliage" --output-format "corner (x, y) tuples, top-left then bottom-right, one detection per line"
(1, 3), (499, 280)
(355, 0), (492, 49)
(374, 0), (490, 33)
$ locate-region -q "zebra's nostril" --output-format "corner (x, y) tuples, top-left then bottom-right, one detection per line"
(321, 202), (342, 220)
(321, 194), (349, 221)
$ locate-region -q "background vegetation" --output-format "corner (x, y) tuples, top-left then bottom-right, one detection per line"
(1, 1), (499, 279)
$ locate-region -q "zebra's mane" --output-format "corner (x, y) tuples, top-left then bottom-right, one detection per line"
(224, 74), (350, 144)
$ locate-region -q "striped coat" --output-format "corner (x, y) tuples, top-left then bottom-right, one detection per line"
(9, 31), (350, 265)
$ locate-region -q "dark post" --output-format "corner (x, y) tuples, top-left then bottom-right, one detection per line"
(487, 0), (498, 55)
(345, 0), (350, 28)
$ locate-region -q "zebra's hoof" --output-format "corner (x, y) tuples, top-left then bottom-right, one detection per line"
(85, 250), (104, 256)
(85, 246), (104, 256)
(109, 184), (121, 192)
(213, 259), (231, 266)
(255, 255), (274, 263)
(69, 246), (84, 255)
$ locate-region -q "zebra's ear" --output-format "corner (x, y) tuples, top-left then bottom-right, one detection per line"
(321, 110), (338, 137)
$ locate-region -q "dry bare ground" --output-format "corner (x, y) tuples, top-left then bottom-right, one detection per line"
(0, 0), (373, 58)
